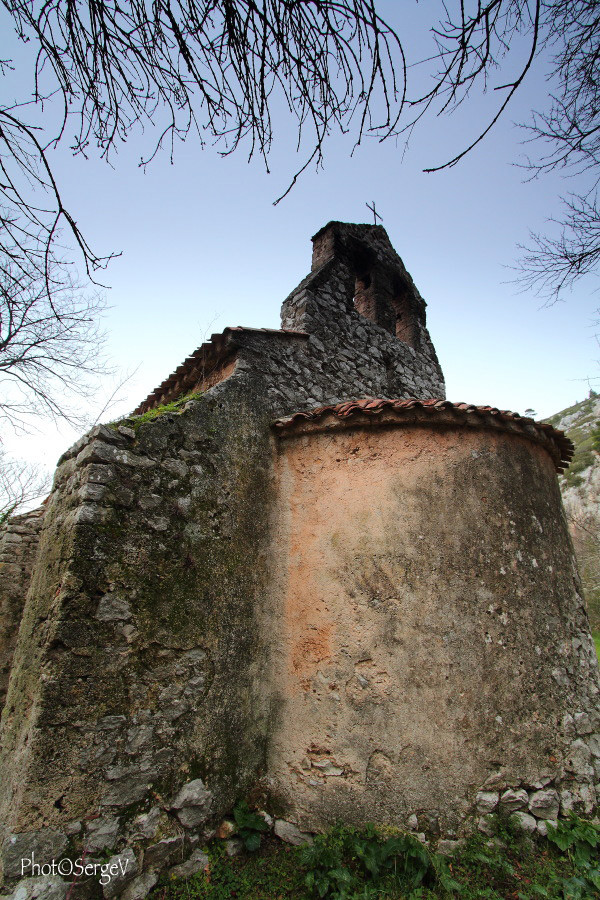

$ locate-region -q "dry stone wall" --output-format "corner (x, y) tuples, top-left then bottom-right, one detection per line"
(0, 507), (44, 711)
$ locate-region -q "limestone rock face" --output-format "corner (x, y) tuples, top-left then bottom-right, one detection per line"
(545, 394), (600, 632)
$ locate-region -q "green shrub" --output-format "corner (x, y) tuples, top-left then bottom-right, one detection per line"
(542, 815), (600, 897)
(233, 800), (269, 852)
(301, 823), (459, 899)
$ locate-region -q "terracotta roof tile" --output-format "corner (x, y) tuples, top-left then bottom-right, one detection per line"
(273, 399), (574, 473)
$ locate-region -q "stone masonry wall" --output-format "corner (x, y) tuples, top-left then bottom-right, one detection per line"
(0, 507), (44, 711)
(278, 222), (443, 405)
(0, 374), (278, 896)
(134, 222), (445, 420)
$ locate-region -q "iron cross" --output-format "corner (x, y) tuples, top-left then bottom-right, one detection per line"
(366, 201), (382, 225)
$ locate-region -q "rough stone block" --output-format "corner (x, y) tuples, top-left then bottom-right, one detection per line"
(169, 849), (209, 880)
(102, 850), (139, 898)
(95, 594), (132, 622)
(273, 820), (313, 846)
(224, 839), (243, 857)
(84, 818), (120, 853)
(170, 779), (213, 829)
(536, 819), (557, 838)
(529, 791), (560, 820)
(475, 792), (499, 814)
(130, 808), (162, 841)
(2, 832), (68, 880)
(143, 838), (184, 870)
(120, 872), (157, 900)
(511, 811), (537, 834)
(437, 839), (462, 856)
(499, 789), (529, 812)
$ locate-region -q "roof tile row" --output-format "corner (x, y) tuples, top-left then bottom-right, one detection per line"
(273, 398), (574, 472)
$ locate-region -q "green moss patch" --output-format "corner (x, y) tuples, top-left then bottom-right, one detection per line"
(125, 391), (204, 428)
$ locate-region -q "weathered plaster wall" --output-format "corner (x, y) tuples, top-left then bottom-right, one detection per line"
(0, 507), (44, 711)
(0, 375), (278, 891)
(268, 416), (600, 837)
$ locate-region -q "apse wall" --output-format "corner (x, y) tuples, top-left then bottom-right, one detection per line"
(268, 402), (600, 836)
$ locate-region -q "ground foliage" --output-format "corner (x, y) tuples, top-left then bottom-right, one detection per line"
(149, 814), (600, 900)
(233, 800), (270, 852)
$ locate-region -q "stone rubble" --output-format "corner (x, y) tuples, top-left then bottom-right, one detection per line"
(168, 849), (209, 880)
(273, 820), (314, 846)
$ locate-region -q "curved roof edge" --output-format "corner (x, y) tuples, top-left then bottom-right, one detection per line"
(273, 398), (574, 473)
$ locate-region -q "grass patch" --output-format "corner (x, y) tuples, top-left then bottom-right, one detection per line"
(150, 816), (600, 900)
(594, 631), (600, 661)
(125, 391), (203, 428)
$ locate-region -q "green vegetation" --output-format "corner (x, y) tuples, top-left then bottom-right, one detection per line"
(0, 504), (18, 526)
(150, 816), (600, 900)
(125, 391), (203, 428)
(544, 814), (600, 897)
(299, 823), (459, 897)
(233, 801), (270, 852)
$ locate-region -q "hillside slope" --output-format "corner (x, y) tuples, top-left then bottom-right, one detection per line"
(545, 393), (600, 633)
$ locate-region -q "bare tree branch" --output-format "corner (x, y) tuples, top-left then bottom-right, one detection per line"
(0, 0), (409, 322)
(4, 0), (600, 304)
(0, 447), (48, 523)
(516, 192), (600, 300)
(0, 238), (110, 430)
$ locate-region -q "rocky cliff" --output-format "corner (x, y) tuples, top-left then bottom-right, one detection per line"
(545, 393), (600, 634)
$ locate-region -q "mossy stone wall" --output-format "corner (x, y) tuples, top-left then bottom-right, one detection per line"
(0, 375), (276, 883)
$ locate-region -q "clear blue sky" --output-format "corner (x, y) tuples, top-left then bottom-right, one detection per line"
(3, 2), (599, 477)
